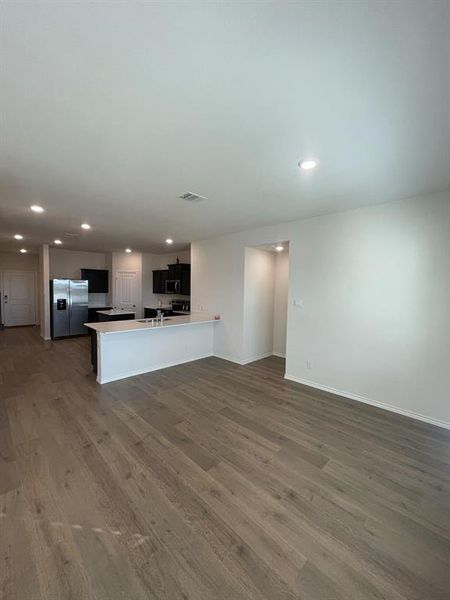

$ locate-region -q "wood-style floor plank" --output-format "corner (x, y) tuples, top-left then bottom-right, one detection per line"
(1, 326), (449, 599)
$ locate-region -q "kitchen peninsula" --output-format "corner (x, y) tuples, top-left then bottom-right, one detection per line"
(85, 314), (220, 384)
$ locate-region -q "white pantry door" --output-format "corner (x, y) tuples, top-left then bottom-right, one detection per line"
(2, 270), (36, 326)
(115, 271), (138, 311)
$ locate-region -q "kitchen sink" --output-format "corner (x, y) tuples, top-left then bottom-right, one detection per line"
(137, 318), (171, 323)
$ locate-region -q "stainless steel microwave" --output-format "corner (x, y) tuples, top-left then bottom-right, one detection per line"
(165, 279), (180, 294)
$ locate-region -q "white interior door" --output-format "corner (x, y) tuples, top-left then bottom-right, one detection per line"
(115, 271), (137, 312)
(2, 270), (36, 326)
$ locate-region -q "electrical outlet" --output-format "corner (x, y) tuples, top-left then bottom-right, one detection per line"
(306, 360), (313, 369)
(294, 299), (303, 307)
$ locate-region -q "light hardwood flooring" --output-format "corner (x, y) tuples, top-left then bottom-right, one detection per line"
(1, 326), (449, 599)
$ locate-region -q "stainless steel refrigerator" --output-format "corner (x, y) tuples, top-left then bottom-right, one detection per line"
(50, 279), (89, 338)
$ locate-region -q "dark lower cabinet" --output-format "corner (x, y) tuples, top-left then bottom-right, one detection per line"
(90, 331), (97, 373)
(144, 308), (188, 318)
(144, 308), (173, 318)
(88, 307), (112, 322)
(97, 312), (135, 322)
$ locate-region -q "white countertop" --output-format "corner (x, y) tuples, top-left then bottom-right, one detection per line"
(143, 305), (172, 309)
(96, 309), (136, 316)
(85, 313), (220, 334)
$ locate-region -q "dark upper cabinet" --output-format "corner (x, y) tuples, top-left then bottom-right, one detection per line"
(152, 269), (168, 294)
(152, 270), (161, 293)
(180, 267), (191, 296)
(80, 269), (109, 293)
(167, 263), (182, 279)
(168, 263), (190, 296)
(152, 264), (190, 295)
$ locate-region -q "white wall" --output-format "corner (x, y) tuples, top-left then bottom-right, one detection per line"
(0, 251), (39, 271)
(0, 251), (40, 326)
(49, 248), (108, 278)
(192, 191), (450, 428)
(242, 247), (275, 363)
(49, 248), (110, 306)
(142, 249), (191, 308)
(192, 236), (246, 362)
(273, 250), (289, 357)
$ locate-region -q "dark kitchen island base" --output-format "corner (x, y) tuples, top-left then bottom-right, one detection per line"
(90, 330), (97, 373)
(97, 312), (135, 322)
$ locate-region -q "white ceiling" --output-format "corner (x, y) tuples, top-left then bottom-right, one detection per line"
(1, 1), (449, 254)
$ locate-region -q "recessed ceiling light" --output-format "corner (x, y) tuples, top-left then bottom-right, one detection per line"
(275, 245), (284, 252)
(81, 223), (91, 230)
(125, 248), (132, 253)
(30, 205), (44, 213)
(20, 248), (27, 253)
(166, 238), (173, 245)
(54, 239), (62, 245)
(298, 158), (318, 170)
(14, 234), (24, 240)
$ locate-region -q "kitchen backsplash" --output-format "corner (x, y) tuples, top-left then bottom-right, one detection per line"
(88, 292), (109, 306)
(151, 293), (189, 306)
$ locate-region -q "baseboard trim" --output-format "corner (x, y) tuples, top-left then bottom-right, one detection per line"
(213, 351), (286, 364)
(239, 352), (274, 365)
(212, 353), (242, 365)
(213, 352), (274, 366)
(98, 353), (213, 384)
(284, 374), (450, 431)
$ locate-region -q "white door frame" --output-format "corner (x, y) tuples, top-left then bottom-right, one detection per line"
(1, 270), (37, 327)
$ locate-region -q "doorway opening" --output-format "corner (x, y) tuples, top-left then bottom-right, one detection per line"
(242, 242), (289, 366)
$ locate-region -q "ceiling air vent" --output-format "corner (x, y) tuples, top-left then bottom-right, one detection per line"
(178, 191), (208, 202)
(63, 232), (81, 237)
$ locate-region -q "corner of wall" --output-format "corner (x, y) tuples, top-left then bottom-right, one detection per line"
(39, 244), (51, 340)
